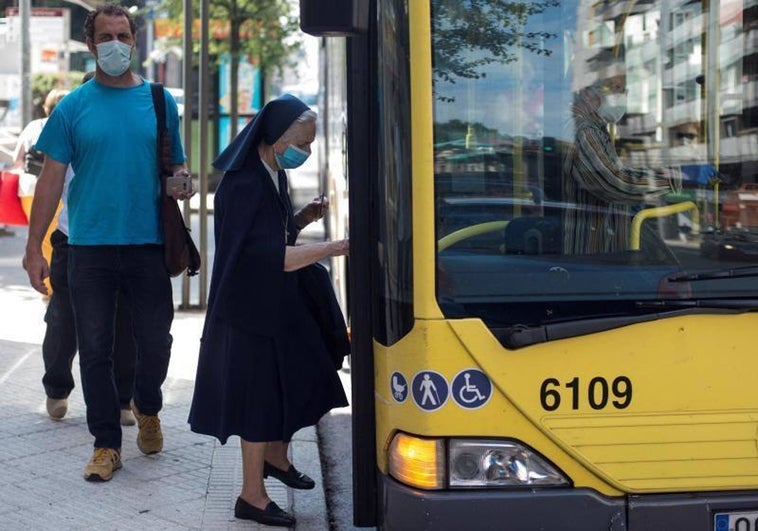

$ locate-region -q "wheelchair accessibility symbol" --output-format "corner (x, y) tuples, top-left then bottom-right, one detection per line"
(411, 371), (448, 412)
(451, 369), (492, 409)
(390, 371), (408, 403)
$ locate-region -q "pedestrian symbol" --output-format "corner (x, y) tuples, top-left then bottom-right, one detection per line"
(411, 371), (448, 411)
(451, 369), (492, 409)
(390, 371), (408, 403)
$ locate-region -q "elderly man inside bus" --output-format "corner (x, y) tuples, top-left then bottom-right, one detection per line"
(562, 73), (673, 256)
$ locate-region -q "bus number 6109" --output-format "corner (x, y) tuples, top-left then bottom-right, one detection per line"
(540, 376), (633, 411)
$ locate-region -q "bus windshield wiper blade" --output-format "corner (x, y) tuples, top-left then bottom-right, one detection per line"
(495, 312), (676, 349)
(668, 266), (758, 282)
(495, 303), (757, 349)
(635, 299), (758, 309)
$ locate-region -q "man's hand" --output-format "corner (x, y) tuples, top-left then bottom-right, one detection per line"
(168, 187), (195, 201)
(168, 169), (196, 201)
(24, 247), (50, 295)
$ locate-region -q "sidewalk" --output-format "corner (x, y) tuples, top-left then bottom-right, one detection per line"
(0, 226), (329, 530)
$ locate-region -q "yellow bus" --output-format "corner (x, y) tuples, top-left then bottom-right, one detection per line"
(302, 1), (758, 529)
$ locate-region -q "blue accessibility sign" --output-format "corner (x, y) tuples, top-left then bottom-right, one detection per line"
(411, 371), (448, 411)
(390, 371), (408, 403)
(451, 369), (492, 409)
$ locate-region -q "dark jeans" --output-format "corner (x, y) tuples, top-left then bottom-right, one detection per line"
(43, 230), (137, 407)
(68, 244), (173, 449)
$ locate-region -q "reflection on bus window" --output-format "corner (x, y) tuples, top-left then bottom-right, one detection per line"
(563, 72), (672, 255)
(431, 0), (758, 326)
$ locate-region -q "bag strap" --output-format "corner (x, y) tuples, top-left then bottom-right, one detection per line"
(150, 82), (166, 136)
(149, 82), (168, 185)
(150, 83), (201, 277)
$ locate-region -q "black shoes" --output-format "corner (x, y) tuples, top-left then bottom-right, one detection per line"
(233, 463), (312, 526)
(263, 461), (316, 490)
(234, 497), (296, 527)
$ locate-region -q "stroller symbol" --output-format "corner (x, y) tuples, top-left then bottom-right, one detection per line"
(391, 373), (407, 402)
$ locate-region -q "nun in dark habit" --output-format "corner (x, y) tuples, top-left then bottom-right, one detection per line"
(188, 94), (349, 527)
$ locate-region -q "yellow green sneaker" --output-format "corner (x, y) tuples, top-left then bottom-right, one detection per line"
(84, 448), (122, 481)
(130, 400), (163, 455)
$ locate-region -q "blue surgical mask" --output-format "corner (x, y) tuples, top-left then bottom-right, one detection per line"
(96, 40), (132, 77)
(275, 145), (310, 169)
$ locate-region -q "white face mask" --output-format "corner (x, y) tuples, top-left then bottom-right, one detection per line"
(96, 40), (132, 77)
(598, 93), (627, 123)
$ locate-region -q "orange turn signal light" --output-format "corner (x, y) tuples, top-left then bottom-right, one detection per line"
(388, 432), (445, 490)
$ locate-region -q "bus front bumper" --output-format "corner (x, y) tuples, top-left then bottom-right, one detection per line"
(378, 474), (758, 531)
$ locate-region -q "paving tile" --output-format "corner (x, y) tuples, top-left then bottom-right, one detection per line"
(0, 331), (326, 530)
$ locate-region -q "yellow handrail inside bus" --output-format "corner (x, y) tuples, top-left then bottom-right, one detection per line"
(629, 201), (699, 250)
(437, 221), (510, 252)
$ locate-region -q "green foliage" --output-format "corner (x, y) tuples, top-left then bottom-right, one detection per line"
(153, 0), (301, 76)
(30, 72), (86, 120)
(433, 0), (560, 101)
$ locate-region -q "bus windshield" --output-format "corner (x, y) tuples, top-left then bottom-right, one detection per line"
(432, 0), (758, 331)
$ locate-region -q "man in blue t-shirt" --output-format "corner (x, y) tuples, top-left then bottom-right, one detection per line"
(24, 4), (192, 482)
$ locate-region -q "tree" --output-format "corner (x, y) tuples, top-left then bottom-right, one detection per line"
(433, 0), (559, 102)
(157, 0), (301, 136)
(32, 72), (86, 119)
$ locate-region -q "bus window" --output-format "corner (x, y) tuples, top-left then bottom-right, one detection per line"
(374, 0), (414, 345)
(432, 0), (758, 335)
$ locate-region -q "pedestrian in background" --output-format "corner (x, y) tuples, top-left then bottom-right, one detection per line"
(13, 88), (68, 178)
(13, 88), (69, 282)
(188, 94), (349, 527)
(23, 4), (190, 482)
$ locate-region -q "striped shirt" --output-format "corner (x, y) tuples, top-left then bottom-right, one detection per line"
(562, 98), (670, 254)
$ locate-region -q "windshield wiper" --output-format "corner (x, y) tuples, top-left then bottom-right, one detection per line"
(668, 265), (758, 282)
(635, 299), (758, 309)
(494, 303), (757, 349)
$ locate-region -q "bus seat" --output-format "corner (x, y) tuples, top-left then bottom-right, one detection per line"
(504, 216), (561, 255)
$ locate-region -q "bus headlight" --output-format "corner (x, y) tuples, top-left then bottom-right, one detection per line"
(449, 439), (569, 488)
(388, 433), (570, 490)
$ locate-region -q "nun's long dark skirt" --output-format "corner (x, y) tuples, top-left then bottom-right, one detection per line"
(188, 277), (348, 444)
